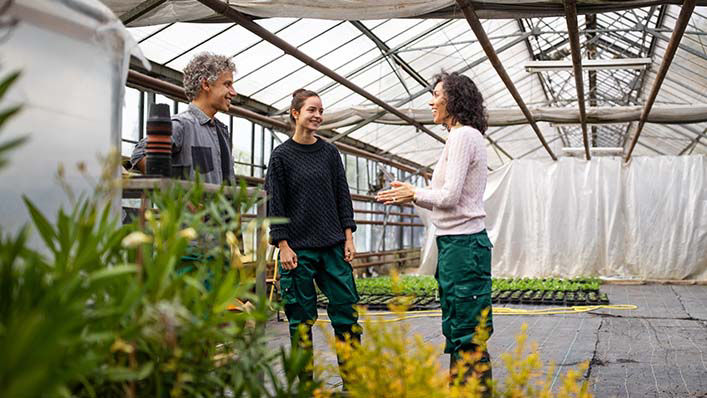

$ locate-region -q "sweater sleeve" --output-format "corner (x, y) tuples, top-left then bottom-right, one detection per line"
(413, 128), (476, 209)
(333, 149), (357, 233)
(130, 137), (147, 169)
(264, 153), (289, 245)
(414, 196), (434, 210)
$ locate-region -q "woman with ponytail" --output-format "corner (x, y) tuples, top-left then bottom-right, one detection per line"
(264, 89), (360, 388)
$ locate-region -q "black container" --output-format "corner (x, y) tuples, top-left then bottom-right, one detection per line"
(531, 290), (544, 304)
(145, 103), (173, 177)
(553, 291), (565, 305)
(566, 291), (576, 306)
(510, 290), (522, 304)
(491, 290), (500, 303)
(499, 290), (512, 304)
(576, 291), (587, 305)
(600, 292), (610, 304)
(542, 291), (555, 305)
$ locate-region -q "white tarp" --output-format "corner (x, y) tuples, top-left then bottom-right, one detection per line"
(0, 0), (145, 243)
(417, 156), (707, 280)
(102, 0), (707, 26)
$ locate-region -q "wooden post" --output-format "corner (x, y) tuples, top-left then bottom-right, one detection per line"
(563, 0), (591, 160)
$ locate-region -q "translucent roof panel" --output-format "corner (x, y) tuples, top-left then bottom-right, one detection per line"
(138, 23), (238, 64)
(126, 4), (707, 168)
(129, 23), (172, 43)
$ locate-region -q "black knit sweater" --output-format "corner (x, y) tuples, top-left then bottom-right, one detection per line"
(264, 137), (357, 249)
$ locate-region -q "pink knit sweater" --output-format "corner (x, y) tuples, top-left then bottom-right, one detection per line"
(414, 125), (487, 236)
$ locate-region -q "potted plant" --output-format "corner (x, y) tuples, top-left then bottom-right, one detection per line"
(491, 289), (500, 303)
(510, 290), (522, 304)
(566, 291), (576, 305)
(542, 291), (554, 304)
(499, 290), (512, 303)
(531, 290), (544, 304)
(600, 292), (610, 304)
(554, 290), (565, 305)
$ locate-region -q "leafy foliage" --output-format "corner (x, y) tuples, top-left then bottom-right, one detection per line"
(0, 71), (27, 169)
(355, 276), (602, 298)
(319, 274), (593, 397)
(0, 171), (324, 398)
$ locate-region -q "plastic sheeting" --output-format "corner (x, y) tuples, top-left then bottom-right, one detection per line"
(102, 0), (707, 26)
(417, 156), (707, 280)
(0, 0), (144, 242)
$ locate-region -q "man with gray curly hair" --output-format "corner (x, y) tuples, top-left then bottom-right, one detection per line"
(131, 52), (237, 185)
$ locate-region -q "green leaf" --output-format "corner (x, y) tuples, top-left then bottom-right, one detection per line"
(0, 133), (28, 169)
(87, 264), (137, 284)
(0, 71), (21, 99)
(0, 105), (21, 127)
(182, 275), (207, 295)
(22, 196), (57, 254)
(213, 269), (237, 313)
(106, 362), (154, 381)
(0, 133), (27, 152)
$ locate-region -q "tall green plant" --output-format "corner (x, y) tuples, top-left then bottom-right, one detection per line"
(1, 167), (322, 396)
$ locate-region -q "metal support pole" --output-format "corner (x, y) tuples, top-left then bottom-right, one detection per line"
(350, 21), (430, 89)
(456, 0), (557, 160)
(625, 0), (697, 162)
(678, 127), (707, 154)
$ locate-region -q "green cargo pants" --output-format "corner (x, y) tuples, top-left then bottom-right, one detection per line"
(436, 230), (494, 359)
(279, 243), (362, 343)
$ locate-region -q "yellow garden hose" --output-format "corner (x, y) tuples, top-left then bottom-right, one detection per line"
(313, 304), (638, 324)
(265, 249), (636, 323)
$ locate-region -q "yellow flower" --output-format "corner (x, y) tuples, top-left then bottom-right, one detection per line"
(177, 227), (197, 240)
(121, 231), (153, 248)
(110, 337), (134, 354)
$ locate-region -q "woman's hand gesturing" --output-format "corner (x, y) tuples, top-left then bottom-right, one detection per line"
(375, 181), (416, 205)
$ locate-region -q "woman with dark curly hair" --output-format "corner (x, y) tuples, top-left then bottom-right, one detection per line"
(376, 71), (493, 392)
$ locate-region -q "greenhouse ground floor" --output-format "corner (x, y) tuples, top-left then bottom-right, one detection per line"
(266, 284), (707, 397)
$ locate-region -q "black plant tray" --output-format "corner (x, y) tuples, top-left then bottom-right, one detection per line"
(310, 289), (610, 311)
(490, 289), (609, 307)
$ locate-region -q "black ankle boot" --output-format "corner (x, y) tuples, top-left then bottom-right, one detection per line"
(449, 349), (492, 397)
(291, 327), (314, 384)
(335, 331), (361, 391)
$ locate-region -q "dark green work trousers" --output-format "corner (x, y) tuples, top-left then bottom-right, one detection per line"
(279, 243), (361, 344)
(436, 230), (494, 361)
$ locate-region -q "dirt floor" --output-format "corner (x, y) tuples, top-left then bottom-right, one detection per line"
(266, 284), (707, 397)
